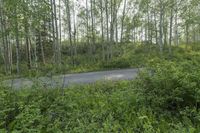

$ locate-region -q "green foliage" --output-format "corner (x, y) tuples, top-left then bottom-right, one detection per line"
(136, 61), (200, 111)
(1, 43), (200, 132)
(1, 75), (200, 132)
(134, 60), (200, 132)
(1, 43), (199, 79)
(100, 57), (131, 69)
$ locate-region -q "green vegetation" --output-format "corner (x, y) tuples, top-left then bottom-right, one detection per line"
(0, 0), (200, 131)
(1, 43), (200, 80)
(1, 0), (199, 79)
(0, 69), (199, 132)
(1, 44), (200, 132)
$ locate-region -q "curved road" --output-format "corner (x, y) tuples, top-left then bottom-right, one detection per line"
(2, 68), (140, 89)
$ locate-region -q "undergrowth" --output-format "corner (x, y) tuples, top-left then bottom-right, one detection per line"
(1, 59), (200, 132)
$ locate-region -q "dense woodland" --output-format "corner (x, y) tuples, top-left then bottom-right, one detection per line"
(1, 0), (200, 132)
(0, 0), (199, 76)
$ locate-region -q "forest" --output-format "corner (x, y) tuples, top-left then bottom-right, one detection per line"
(0, 0), (200, 132)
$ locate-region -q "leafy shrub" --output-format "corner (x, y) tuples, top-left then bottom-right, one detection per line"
(0, 79), (200, 132)
(136, 61), (200, 113)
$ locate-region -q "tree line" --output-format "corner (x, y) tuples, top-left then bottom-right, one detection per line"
(0, 0), (200, 75)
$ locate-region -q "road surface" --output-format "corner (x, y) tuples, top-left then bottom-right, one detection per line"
(1, 68), (140, 89)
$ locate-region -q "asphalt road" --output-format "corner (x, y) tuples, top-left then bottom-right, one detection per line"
(1, 68), (140, 89)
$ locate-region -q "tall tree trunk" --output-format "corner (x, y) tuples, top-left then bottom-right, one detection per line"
(65, 0), (74, 65)
(120, 0), (127, 42)
(147, 2), (150, 44)
(50, 0), (56, 63)
(86, 0), (90, 47)
(90, 0), (93, 56)
(193, 24), (196, 43)
(24, 20), (32, 69)
(0, 2), (9, 74)
(23, 0), (32, 69)
(174, 3), (179, 46)
(90, 0), (95, 57)
(169, 8), (173, 55)
(59, 0), (62, 63)
(105, 0), (109, 61)
(109, 0), (115, 59)
(5, 31), (11, 74)
(100, 0), (105, 61)
(53, 0), (61, 65)
(6, 36), (10, 74)
(159, 5), (164, 54)
(150, 13), (153, 45)
(14, 7), (20, 74)
(186, 23), (189, 46)
(154, 11), (158, 45)
(8, 35), (13, 73)
(115, 0), (119, 43)
(105, 0), (109, 42)
(39, 30), (46, 64)
(73, 0), (77, 58)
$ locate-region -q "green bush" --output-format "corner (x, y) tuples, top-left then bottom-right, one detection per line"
(1, 79), (200, 132)
(136, 61), (200, 113)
